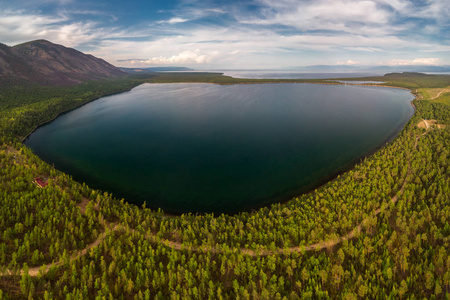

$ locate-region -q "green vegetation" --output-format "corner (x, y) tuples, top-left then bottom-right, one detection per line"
(0, 78), (147, 140)
(333, 72), (450, 89)
(436, 92), (450, 106)
(416, 87), (450, 106)
(0, 143), (102, 269)
(0, 72), (449, 299)
(143, 72), (328, 85)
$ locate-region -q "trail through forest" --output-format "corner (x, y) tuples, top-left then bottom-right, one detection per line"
(432, 88), (450, 99)
(1, 129), (427, 277)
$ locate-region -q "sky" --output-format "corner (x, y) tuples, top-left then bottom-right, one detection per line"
(0, 0), (449, 69)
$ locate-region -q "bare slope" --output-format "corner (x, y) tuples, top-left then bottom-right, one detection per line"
(0, 40), (125, 86)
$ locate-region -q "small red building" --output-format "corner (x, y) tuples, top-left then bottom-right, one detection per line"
(34, 177), (48, 188)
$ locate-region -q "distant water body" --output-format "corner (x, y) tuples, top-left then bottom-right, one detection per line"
(25, 83), (414, 214)
(333, 81), (385, 84)
(216, 70), (450, 78)
(215, 70), (383, 79)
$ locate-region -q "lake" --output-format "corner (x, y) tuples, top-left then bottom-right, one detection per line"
(24, 83), (414, 214)
(216, 70), (382, 79)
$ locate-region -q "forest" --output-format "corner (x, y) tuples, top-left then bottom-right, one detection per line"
(0, 72), (449, 299)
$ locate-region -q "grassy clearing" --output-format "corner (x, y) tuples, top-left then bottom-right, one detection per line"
(416, 86), (450, 106)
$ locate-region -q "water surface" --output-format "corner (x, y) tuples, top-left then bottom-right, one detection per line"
(25, 83), (413, 214)
(217, 71), (381, 79)
(333, 80), (385, 84)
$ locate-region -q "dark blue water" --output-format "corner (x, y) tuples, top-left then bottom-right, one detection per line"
(24, 83), (414, 214)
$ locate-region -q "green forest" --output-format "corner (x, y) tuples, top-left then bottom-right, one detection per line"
(0, 72), (449, 299)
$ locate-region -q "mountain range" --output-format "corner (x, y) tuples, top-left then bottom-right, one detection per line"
(0, 40), (125, 86)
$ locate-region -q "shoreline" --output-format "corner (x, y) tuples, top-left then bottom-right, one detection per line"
(220, 95), (416, 216)
(20, 82), (144, 143)
(20, 78), (410, 143)
(20, 77), (417, 216)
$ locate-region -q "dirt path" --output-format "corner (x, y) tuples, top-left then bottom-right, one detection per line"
(417, 119), (447, 130)
(241, 134), (422, 256)
(432, 88), (450, 100)
(0, 230), (109, 276)
(1, 132), (424, 277)
(77, 197), (90, 214)
(171, 132), (424, 256)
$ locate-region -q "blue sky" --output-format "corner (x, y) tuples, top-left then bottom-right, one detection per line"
(0, 0), (449, 69)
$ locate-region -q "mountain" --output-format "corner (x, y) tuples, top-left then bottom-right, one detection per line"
(119, 66), (194, 74)
(0, 40), (125, 86)
(0, 43), (34, 78)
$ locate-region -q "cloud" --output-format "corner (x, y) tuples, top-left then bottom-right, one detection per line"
(123, 50), (221, 65)
(386, 58), (441, 66)
(0, 10), (106, 47)
(238, 0), (393, 35)
(236, 0), (449, 41)
(158, 17), (189, 24)
(117, 58), (148, 62)
(169, 6), (226, 20)
(337, 59), (360, 65)
(1, 0), (448, 68)
(92, 23), (450, 69)
(155, 5), (226, 26)
(341, 47), (383, 52)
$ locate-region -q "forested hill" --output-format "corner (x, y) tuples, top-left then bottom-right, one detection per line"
(0, 40), (125, 86)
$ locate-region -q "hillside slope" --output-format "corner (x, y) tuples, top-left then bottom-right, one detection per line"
(0, 40), (125, 86)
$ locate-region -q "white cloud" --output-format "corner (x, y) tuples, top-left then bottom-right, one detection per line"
(91, 24), (450, 68)
(237, 0), (450, 42)
(416, 0), (450, 22)
(337, 59), (360, 65)
(155, 6), (226, 26)
(158, 17), (189, 24)
(2, 6), (445, 69)
(0, 10), (106, 47)
(1, 1), (448, 69)
(240, 0), (393, 35)
(126, 49), (221, 65)
(373, 0), (449, 22)
(341, 47), (382, 52)
(386, 58), (441, 66)
(170, 7), (226, 20)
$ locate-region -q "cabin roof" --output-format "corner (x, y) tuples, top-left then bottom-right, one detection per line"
(34, 177), (48, 188)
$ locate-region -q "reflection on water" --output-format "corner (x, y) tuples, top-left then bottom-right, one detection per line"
(216, 70), (382, 79)
(25, 83), (413, 214)
(332, 80), (385, 84)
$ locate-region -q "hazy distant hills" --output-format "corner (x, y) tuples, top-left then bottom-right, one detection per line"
(119, 66), (194, 73)
(0, 40), (125, 86)
(1, 39), (447, 87)
(282, 64), (450, 73)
